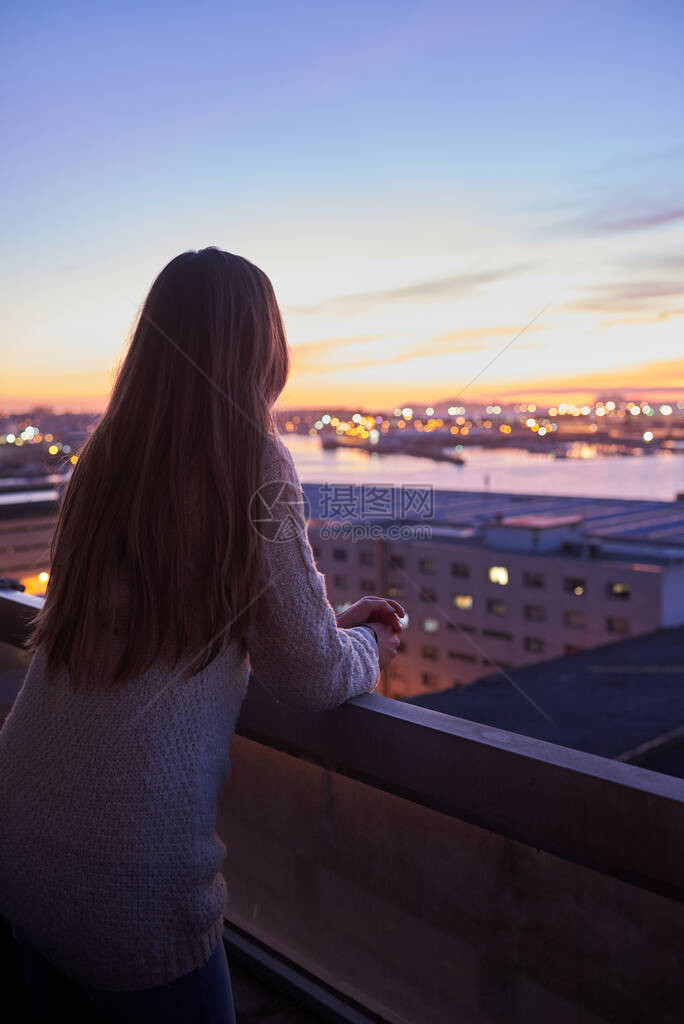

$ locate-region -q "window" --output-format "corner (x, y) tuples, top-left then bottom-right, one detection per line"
(419, 587), (437, 603)
(388, 554), (404, 569)
(607, 617), (630, 635)
(524, 636), (546, 653)
(421, 617), (440, 633)
(481, 657), (512, 669)
(482, 629), (512, 641)
(564, 610), (587, 629)
(523, 571), (545, 589)
(333, 548), (347, 562)
(421, 644), (438, 661)
(564, 577), (586, 596)
(421, 672), (437, 688)
(360, 578), (376, 591)
(564, 644), (584, 654)
(451, 562), (470, 578)
(359, 550), (375, 567)
(607, 582), (631, 599)
(452, 594), (473, 611)
(419, 558), (435, 574)
(488, 565), (509, 586)
(333, 574), (347, 588)
(387, 583), (404, 598)
(486, 599), (506, 616)
(448, 650), (477, 663)
(448, 622), (475, 633)
(524, 604), (545, 622)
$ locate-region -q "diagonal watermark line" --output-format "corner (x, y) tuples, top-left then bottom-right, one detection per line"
(127, 299), (273, 444)
(392, 561), (556, 725)
(382, 294), (558, 471)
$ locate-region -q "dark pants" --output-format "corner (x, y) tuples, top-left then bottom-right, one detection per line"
(12, 925), (237, 1023)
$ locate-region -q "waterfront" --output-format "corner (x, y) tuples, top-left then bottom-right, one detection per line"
(286, 435), (684, 502)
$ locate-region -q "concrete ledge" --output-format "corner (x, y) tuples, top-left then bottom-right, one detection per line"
(2, 587), (683, 903)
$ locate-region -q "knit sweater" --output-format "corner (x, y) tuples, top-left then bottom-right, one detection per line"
(0, 433), (379, 991)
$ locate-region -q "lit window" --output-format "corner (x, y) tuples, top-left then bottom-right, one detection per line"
(488, 565), (509, 586)
(607, 582), (631, 599)
(452, 594), (473, 611)
(387, 584), (404, 598)
(564, 577), (586, 596)
(421, 617), (440, 633)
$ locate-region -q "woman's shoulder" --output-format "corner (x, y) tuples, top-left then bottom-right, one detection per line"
(260, 431), (298, 484)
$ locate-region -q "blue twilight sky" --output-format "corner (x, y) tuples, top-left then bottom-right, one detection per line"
(1, 0), (683, 410)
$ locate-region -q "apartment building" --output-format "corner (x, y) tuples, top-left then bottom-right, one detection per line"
(304, 485), (684, 698)
(0, 484), (61, 590)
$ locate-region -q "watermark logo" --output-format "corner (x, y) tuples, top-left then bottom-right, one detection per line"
(249, 480), (311, 542)
(315, 483), (435, 522)
(250, 482), (435, 543)
(313, 483), (434, 541)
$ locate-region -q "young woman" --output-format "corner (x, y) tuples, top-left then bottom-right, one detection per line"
(0, 248), (403, 1022)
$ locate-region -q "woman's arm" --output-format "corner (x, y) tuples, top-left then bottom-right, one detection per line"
(244, 434), (380, 711)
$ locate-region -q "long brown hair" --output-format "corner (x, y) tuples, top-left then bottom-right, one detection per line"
(26, 248), (290, 690)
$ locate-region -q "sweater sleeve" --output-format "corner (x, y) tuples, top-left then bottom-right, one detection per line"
(244, 434), (380, 711)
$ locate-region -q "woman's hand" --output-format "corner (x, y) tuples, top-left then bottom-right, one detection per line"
(365, 621), (401, 670)
(336, 595), (405, 633)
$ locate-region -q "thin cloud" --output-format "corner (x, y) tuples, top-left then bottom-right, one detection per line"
(553, 203), (684, 237)
(285, 263), (531, 316)
(563, 280), (684, 314)
(290, 323), (546, 375)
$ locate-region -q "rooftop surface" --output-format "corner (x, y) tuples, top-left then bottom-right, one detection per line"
(408, 625), (684, 776)
(6, 475), (684, 550)
(303, 483), (684, 550)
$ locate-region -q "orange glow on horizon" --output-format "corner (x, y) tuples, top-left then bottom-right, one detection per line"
(4, 342), (684, 415)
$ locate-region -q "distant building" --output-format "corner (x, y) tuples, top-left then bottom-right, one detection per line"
(0, 483), (60, 590)
(304, 484), (684, 698)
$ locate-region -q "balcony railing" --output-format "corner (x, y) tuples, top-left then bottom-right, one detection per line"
(1, 586), (683, 1023)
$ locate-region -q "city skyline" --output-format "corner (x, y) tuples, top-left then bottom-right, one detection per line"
(2, 1), (683, 411)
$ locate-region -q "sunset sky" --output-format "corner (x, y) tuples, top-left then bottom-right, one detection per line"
(2, 1), (683, 412)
